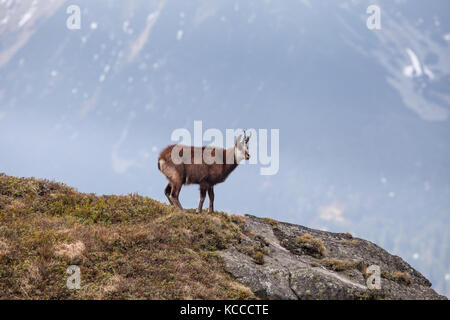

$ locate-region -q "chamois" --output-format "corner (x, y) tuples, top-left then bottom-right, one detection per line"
(158, 132), (251, 213)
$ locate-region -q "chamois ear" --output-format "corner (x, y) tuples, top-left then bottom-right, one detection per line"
(235, 134), (243, 146)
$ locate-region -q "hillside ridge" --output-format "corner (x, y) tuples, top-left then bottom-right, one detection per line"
(0, 174), (446, 300)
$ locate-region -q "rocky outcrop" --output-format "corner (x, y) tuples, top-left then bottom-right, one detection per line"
(221, 215), (446, 300)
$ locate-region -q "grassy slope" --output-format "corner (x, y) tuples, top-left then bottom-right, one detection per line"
(0, 174), (255, 299)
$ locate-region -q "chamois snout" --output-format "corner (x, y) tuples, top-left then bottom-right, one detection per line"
(237, 131), (251, 161)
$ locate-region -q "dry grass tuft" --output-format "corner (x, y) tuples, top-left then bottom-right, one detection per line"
(340, 239), (358, 245)
(344, 232), (353, 239)
(297, 234), (327, 258)
(231, 214), (245, 227)
(252, 251), (265, 265)
(322, 258), (355, 271)
(322, 258), (367, 274)
(382, 271), (412, 285)
(55, 241), (85, 260)
(263, 217), (278, 227)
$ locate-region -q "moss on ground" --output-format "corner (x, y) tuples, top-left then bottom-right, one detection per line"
(0, 174), (254, 299)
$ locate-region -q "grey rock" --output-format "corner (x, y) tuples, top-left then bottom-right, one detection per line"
(221, 215), (446, 300)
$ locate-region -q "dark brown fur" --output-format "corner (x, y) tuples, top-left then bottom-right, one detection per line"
(158, 137), (249, 213)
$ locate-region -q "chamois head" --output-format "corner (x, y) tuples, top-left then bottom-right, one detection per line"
(234, 130), (251, 163)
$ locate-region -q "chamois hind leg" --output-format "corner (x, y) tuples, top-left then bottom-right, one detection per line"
(164, 183), (173, 205)
(196, 185), (207, 214)
(208, 186), (214, 213)
(169, 182), (183, 210)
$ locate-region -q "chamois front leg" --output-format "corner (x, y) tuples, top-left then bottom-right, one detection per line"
(196, 186), (207, 214)
(164, 183), (173, 205)
(208, 187), (214, 213)
(169, 183), (183, 210)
